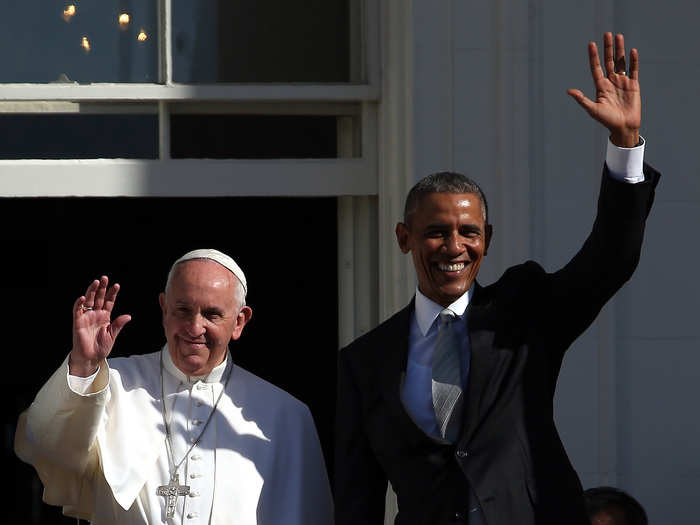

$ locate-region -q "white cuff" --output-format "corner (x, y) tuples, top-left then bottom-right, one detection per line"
(606, 136), (645, 184)
(67, 365), (100, 395)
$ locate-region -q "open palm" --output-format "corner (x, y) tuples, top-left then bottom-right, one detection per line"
(568, 33), (641, 147)
(70, 276), (131, 376)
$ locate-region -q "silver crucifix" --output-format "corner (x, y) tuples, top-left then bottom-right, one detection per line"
(156, 473), (190, 518)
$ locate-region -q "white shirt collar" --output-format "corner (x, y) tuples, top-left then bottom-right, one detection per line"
(414, 284), (474, 337)
(162, 344), (230, 385)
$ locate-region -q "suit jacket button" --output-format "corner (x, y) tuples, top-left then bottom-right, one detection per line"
(456, 450), (468, 458)
(452, 511), (465, 522)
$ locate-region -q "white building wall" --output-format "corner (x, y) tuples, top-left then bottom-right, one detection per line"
(407, 1), (700, 522)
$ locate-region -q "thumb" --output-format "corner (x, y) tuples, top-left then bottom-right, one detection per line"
(110, 314), (132, 341)
(567, 89), (596, 114)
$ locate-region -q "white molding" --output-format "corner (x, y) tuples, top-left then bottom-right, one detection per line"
(378, 0), (416, 327)
(0, 84), (380, 102)
(0, 159), (376, 197)
(378, 0), (415, 522)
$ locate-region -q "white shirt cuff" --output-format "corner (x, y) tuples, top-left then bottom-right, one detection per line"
(606, 136), (645, 184)
(68, 365), (101, 395)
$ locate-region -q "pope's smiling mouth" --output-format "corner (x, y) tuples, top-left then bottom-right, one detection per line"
(181, 338), (207, 348)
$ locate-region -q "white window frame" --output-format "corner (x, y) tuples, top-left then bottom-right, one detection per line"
(0, 0), (380, 198)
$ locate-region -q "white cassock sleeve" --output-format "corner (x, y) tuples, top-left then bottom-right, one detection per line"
(14, 354), (110, 520)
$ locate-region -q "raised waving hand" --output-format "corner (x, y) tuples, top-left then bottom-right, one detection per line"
(69, 276), (131, 377)
(568, 32), (641, 148)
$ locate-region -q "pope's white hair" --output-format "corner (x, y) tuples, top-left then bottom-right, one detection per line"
(165, 258), (246, 310)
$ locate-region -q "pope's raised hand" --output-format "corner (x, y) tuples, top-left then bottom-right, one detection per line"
(69, 276), (131, 377)
(567, 32), (641, 147)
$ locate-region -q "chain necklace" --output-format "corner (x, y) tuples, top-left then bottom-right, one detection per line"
(155, 349), (233, 519)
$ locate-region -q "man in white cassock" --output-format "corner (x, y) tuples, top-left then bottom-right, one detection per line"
(15, 249), (333, 525)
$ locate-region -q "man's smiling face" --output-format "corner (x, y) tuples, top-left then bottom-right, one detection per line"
(159, 259), (251, 376)
(396, 192), (492, 307)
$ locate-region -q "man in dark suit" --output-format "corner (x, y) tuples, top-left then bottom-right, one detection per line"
(334, 33), (660, 524)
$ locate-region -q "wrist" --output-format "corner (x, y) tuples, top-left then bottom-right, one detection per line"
(68, 353), (100, 377)
(610, 129), (640, 148)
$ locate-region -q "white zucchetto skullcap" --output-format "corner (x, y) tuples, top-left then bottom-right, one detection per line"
(173, 249), (247, 295)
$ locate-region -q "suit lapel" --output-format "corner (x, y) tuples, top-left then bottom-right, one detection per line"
(378, 299), (451, 444)
(461, 283), (498, 445)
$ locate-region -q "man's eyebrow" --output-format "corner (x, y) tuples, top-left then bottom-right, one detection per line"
(424, 222), (482, 231)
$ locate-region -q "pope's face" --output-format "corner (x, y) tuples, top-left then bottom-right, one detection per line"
(159, 260), (251, 376)
(396, 192), (492, 307)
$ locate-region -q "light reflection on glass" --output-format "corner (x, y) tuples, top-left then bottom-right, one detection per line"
(137, 29), (147, 42)
(62, 5), (76, 23)
(118, 13), (130, 30)
(81, 36), (90, 53)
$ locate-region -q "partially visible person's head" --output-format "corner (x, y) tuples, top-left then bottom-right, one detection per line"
(159, 249), (252, 376)
(396, 172), (492, 307)
(584, 486), (648, 525)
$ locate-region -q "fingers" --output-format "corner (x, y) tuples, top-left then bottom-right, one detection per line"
(83, 279), (100, 308)
(629, 48), (639, 80)
(73, 295), (87, 321)
(93, 276), (109, 310)
(103, 282), (121, 314)
(81, 275), (123, 312)
(614, 33), (626, 74)
(603, 32), (615, 77)
(588, 42), (604, 81)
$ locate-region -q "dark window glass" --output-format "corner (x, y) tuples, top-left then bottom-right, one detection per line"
(0, 115), (158, 159)
(0, 2), (158, 83)
(172, 0), (352, 83)
(171, 115), (337, 159)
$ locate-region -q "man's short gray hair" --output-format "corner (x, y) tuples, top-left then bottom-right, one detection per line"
(403, 171), (489, 225)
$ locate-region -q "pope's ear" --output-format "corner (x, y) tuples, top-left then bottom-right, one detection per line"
(231, 306), (252, 341)
(396, 222), (411, 254)
(484, 224), (493, 256)
(158, 292), (167, 317)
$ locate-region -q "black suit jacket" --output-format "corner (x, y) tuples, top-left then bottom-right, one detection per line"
(334, 166), (660, 525)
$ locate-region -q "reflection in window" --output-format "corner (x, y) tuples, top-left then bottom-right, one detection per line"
(171, 115), (337, 159)
(0, 2), (157, 83)
(0, 115), (158, 159)
(173, 0), (354, 83)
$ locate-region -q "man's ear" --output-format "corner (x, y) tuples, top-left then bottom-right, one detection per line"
(158, 292), (167, 319)
(396, 222), (411, 254)
(484, 224), (493, 256)
(231, 306), (253, 341)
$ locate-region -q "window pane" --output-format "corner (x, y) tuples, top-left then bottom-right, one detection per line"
(0, 115), (158, 159)
(171, 115), (337, 159)
(172, 0), (355, 83)
(0, 2), (158, 83)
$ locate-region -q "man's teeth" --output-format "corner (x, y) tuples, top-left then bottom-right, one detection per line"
(438, 262), (465, 272)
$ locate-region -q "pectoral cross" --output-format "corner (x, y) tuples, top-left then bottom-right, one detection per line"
(156, 473), (190, 518)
